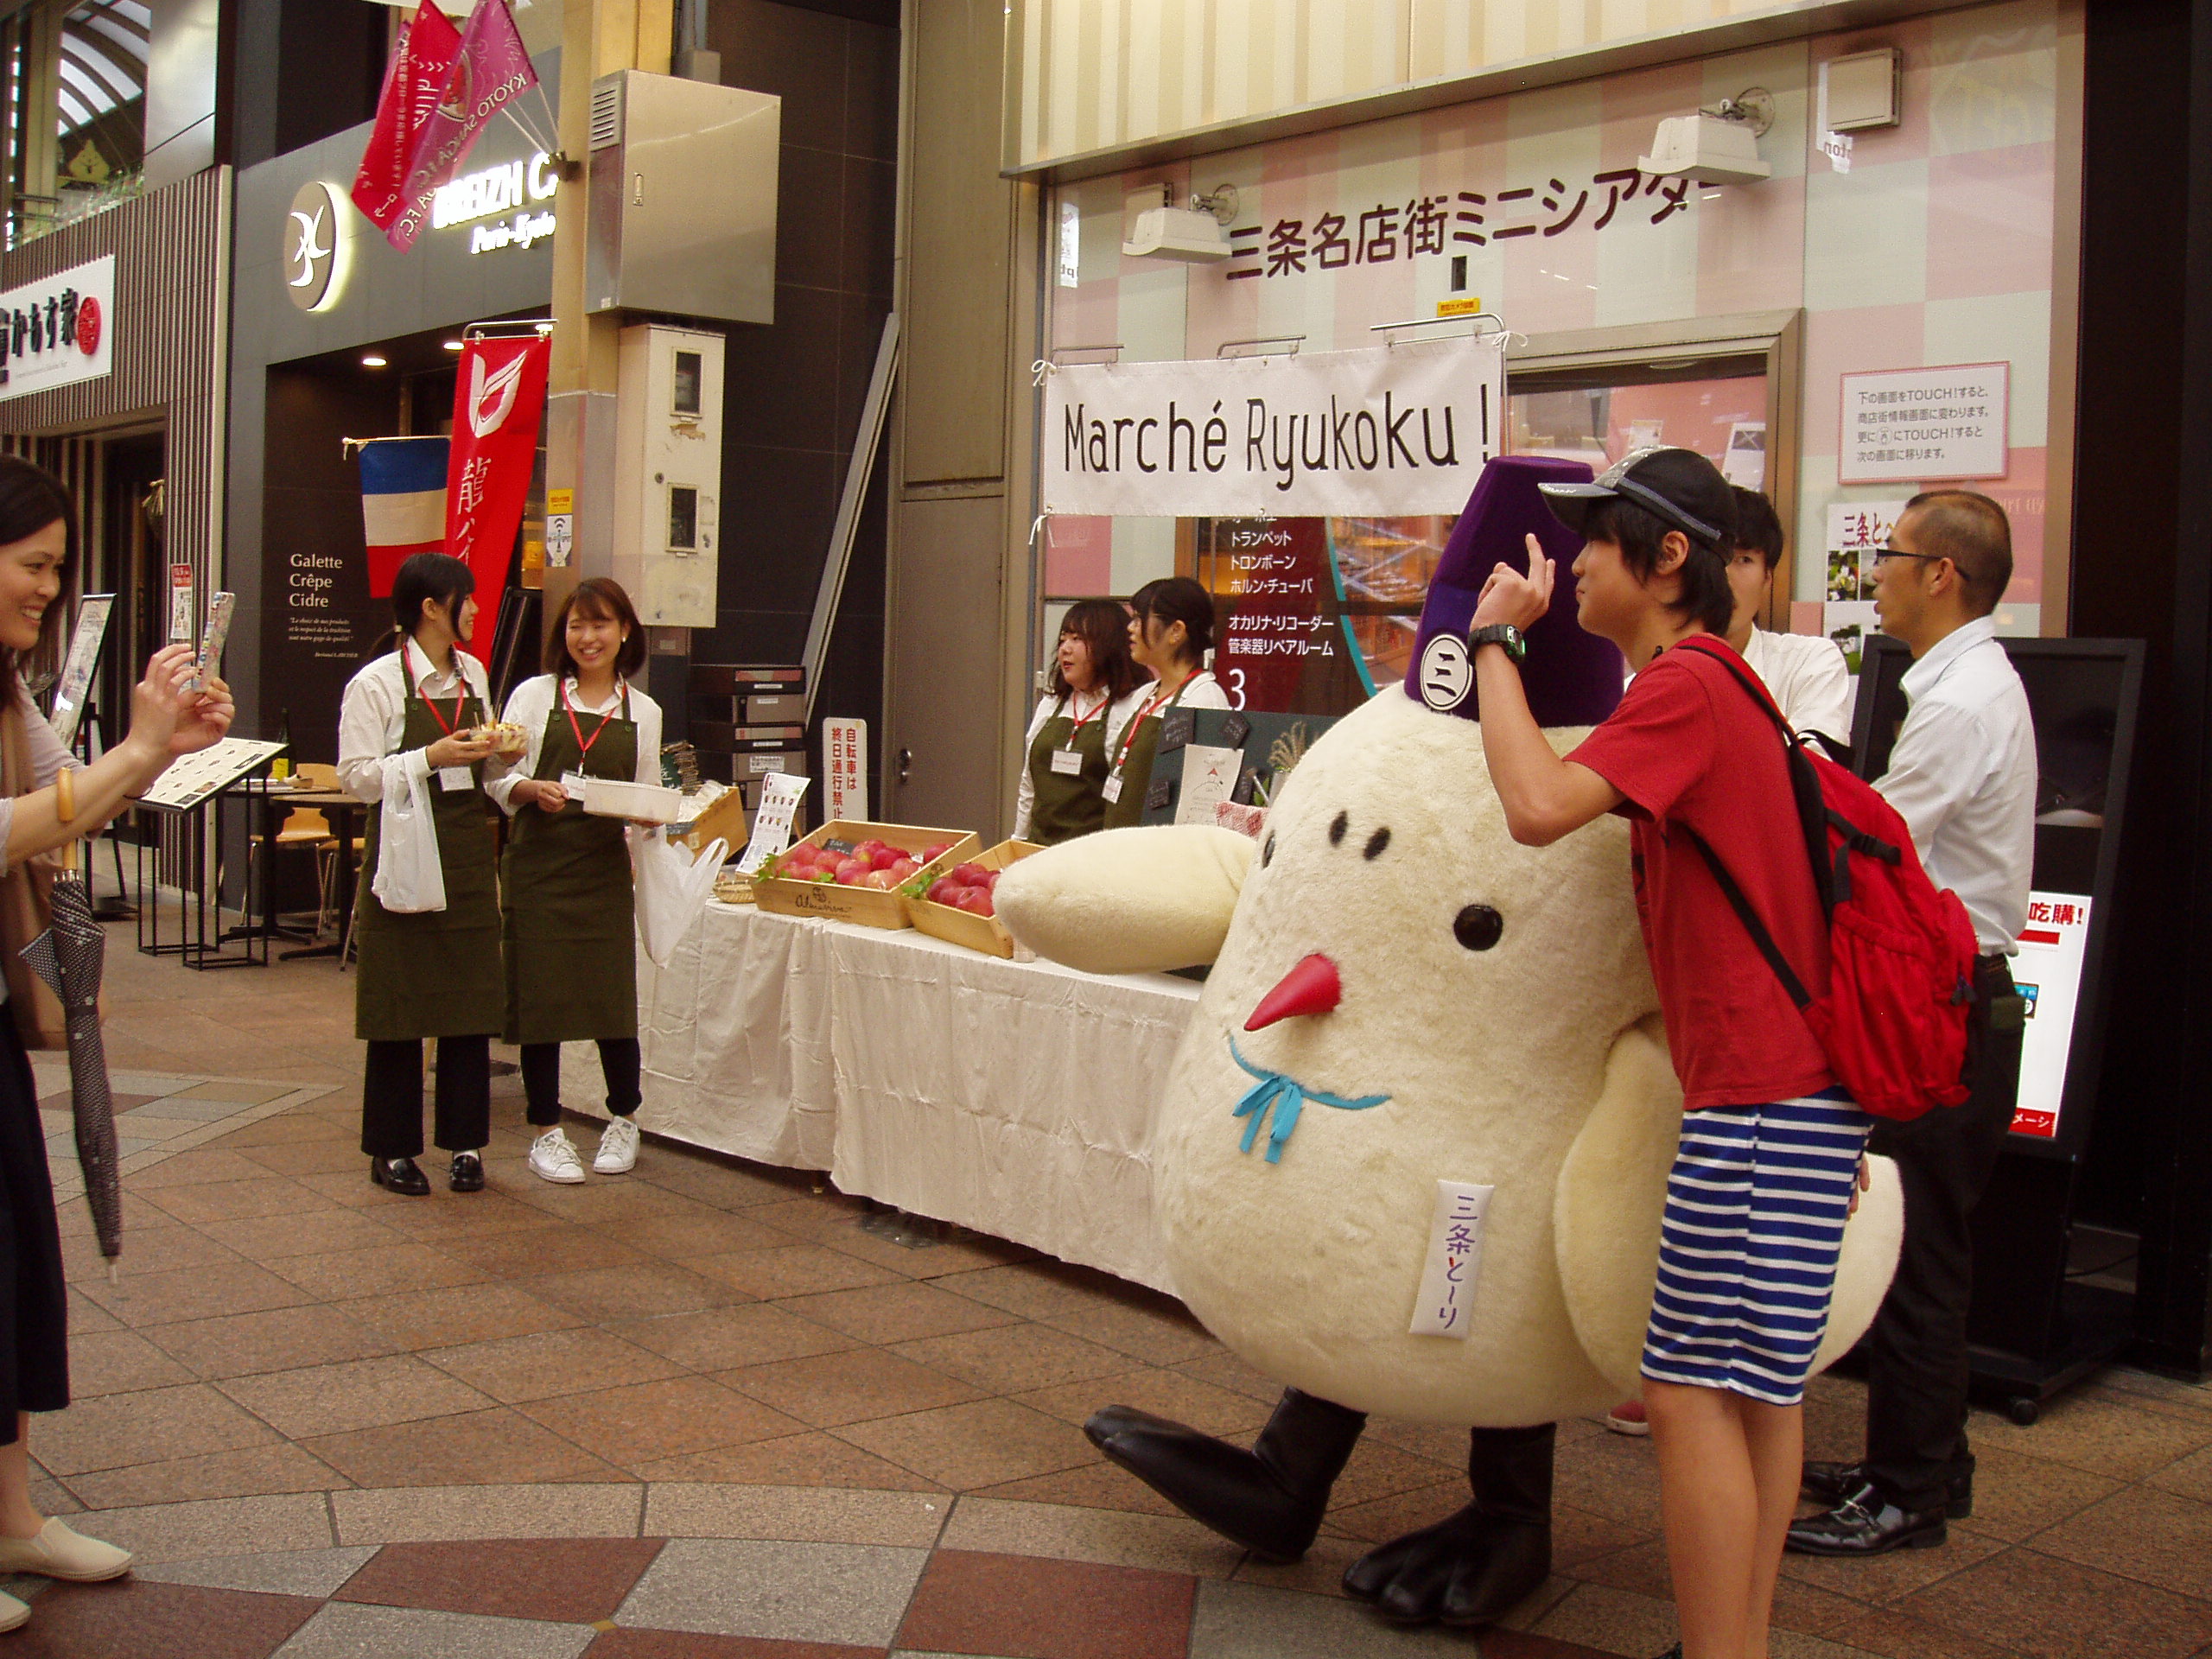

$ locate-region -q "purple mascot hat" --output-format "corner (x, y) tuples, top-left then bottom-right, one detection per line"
(1402, 454), (1625, 728)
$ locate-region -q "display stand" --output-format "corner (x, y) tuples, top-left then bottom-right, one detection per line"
(1853, 635), (2145, 1422)
(131, 740), (289, 971)
(72, 708), (135, 921)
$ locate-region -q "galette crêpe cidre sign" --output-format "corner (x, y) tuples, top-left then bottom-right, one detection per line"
(1042, 336), (1507, 518)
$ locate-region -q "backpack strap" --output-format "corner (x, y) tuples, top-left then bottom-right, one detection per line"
(1679, 823), (1813, 1011)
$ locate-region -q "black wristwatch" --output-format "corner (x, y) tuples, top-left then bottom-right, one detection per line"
(1467, 624), (1528, 661)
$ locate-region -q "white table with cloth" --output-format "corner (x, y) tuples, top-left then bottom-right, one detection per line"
(561, 900), (1202, 1293)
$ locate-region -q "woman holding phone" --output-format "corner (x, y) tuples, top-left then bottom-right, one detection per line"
(338, 552), (511, 1197)
(1101, 575), (1230, 830)
(0, 456), (234, 1624)
(486, 579), (663, 1184)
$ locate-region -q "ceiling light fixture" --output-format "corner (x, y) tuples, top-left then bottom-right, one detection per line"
(360, 353), (388, 367)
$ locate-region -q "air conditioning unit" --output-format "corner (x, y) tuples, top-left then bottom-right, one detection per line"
(587, 71), (779, 323)
(614, 323), (724, 627)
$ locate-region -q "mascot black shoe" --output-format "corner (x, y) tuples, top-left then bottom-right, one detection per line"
(1000, 457), (1905, 1630)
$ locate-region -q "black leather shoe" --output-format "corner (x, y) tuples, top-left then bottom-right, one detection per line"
(369, 1156), (430, 1196)
(448, 1152), (485, 1192)
(1084, 1388), (1367, 1562)
(1786, 1488), (1947, 1556)
(1802, 1459), (1972, 1519)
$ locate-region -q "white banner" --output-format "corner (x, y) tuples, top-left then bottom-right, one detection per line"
(1042, 336), (1506, 518)
(823, 717), (868, 823)
(0, 255), (114, 404)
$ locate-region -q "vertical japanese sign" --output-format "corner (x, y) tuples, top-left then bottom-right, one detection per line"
(1409, 1179), (1494, 1338)
(445, 333), (551, 614)
(823, 718), (867, 823)
(2009, 893), (2093, 1140)
(1214, 518), (1339, 713)
(0, 255), (113, 404)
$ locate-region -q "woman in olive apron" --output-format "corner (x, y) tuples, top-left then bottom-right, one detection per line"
(1102, 575), (1231, 830)
(490, 578), (664, 1184)
(1013, 597), (1143, 846)
(337, 553), (507, 1197)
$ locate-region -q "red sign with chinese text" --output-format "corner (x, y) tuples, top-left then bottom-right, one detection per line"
(444, 333), (550, 614)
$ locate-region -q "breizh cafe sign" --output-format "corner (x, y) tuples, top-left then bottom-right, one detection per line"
(282, 147), (556, 311)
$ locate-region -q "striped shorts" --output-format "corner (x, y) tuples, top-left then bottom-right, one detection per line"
(1640, 1089), (1872, 1408)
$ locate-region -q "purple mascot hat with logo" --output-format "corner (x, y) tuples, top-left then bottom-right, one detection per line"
(1403, 454), (1625, 728)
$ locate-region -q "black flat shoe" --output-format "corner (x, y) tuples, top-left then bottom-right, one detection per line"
(1802, 1459), (1972, 1519)
(369, 1156), (430, 1196)
(1786, 1488), (1948, 1556)
(448, 1152), (484, 1192)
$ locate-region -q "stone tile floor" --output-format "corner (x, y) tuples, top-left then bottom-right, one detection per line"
(14, 857), (2212, 1655)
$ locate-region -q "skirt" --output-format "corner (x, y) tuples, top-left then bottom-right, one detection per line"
(0, 1014), (68, 1440)
(1640, 1089), (1871, 1408)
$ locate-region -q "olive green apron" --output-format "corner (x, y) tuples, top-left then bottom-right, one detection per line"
(1101, 678), (1199, 831)
(501, 685), (639, 1046)
(354, 662), (503, 1042)
(1026, 694), (1113, 846)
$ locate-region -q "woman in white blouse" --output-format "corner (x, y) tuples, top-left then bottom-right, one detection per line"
(0, 454), (234, 1624)
(1012, 599), (1145, 845)
(486, 579), (664, 1185)
(337, 553), (510, 1198)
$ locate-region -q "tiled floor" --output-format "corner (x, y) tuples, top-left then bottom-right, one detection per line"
(15, 861), (2212, 1656)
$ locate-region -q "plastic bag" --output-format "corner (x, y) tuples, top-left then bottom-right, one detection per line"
(634, 831), (727, 965)
(371, 760), (446, 914)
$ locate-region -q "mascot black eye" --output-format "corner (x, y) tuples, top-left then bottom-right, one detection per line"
(1261, 832), (1275, 868)
(1363, 827), (1391, 861)
(1328, 810), (1349, 846)
(1453, 905), (1504, 951)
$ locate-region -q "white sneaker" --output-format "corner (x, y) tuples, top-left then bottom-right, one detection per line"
(0, 1588), (24, 1630)
(528, 1128), (587, 1185)
(0, 1516), (131, 1581)
(594, 1116), (640, 1174)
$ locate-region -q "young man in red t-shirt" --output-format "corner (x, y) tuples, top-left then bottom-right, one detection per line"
(1463, 448), (1870, 1659)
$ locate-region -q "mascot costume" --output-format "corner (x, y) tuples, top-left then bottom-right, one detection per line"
(997, 454), (1904, 1630)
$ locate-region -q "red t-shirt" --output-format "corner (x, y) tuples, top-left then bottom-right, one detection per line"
(1568, 639), (1834, 1111)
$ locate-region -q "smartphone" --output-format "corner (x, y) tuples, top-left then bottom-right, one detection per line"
(191, 591), (235, 692)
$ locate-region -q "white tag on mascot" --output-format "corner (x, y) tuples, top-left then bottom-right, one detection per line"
(997, 454), (1904, 1630)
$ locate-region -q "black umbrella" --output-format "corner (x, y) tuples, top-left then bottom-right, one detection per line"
(20, 771), (119, 1259)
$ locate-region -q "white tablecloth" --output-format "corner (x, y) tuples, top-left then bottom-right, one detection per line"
(562, 902), (1200, 1291)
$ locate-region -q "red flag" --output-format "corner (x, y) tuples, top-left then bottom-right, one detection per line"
(351, 2), (462, 236)
(387, 0), (542, 252)
(445, 333), (551, 613)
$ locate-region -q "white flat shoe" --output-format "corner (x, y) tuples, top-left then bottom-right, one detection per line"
(594, 1117), (639, 1174)
(0, 1516), (131, 1581)
(528, 1128), (587, 1185)
(0, 1589), (25, 1630)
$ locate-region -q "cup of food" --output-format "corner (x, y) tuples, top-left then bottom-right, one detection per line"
(471, 721), (531, 756)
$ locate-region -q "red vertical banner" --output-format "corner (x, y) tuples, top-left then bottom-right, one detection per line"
(351, 2), (461, 237)
(445, 333), (550, 613)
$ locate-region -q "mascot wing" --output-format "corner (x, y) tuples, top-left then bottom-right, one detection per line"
(997, 825), (1254, 974)
(1552, 1017), (1907, 1392)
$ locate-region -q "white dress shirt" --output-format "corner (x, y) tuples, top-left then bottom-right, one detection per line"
(1012, 685), (1148, 839)
(1741, 626), (1855, 755)
(1873, 616), (2037, 953)
(485, 675), (664, 813)
(336, 643), (508, 804)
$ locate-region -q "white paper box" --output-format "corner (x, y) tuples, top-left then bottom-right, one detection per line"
(582, 778), (685, 823)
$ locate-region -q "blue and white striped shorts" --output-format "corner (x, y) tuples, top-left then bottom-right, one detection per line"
(1640, 1089), (1872, 1408)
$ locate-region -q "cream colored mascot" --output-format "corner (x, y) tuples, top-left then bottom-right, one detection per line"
(997, 455), (1904, 1630)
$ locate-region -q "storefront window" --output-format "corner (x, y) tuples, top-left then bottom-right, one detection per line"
(53, 0), (146, 229)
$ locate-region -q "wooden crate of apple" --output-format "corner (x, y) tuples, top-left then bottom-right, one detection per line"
(901, 840), (1041, 957)
(753, 821), (979, 928)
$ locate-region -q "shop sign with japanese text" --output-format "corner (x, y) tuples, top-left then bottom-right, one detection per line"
(2009, 893), (2091, 1141)
(0, 255), (113, 404)
(1043, 335), (1505, 518)
(1839, 363), (2008, 484)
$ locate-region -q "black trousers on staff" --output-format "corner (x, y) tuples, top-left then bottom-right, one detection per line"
(360, 1037), (491, 1160)
(1861, 954), (2025, 1514)
(519, 1040), (641, 1127)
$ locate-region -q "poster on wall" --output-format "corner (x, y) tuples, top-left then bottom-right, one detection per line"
(2008, 893), (2092, 1140)
(1838, 363), (2008, 484)
(0, 255), (113, 404)
(1821, 500), (1908, 674)
(1042, 335), (1506, 519)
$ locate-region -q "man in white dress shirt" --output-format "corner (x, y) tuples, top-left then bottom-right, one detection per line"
(1726, 488), (1855, 759)
(1789, 490), (2037, 1559)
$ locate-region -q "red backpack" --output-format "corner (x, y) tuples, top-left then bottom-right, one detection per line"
(1673, 637), (1980, 1122)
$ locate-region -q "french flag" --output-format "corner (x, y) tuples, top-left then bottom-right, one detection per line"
(357, 436), (449, 598)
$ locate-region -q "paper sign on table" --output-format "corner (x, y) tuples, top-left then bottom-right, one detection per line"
(737, 772), (809, 874)
(1408, 1179), (1494, 1338)
(1174, 744), (1241, 826)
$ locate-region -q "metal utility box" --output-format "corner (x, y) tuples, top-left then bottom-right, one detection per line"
(587, 71), (779, 323)
(614, 323), (726, 626)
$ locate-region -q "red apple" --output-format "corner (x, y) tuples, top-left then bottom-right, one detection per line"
(956, 888), (994, 916)
(869, 848), (901, 871)
(951, 862), (990, 886)
(861, 870), (898, 890)
(926, 878), (963, 906)
(921, 842), (952, 862)
(835, 856), (868, 881)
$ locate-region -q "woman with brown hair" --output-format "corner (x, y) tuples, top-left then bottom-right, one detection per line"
(1101, 575), (1230, 830)
(1013, 597), (1144, 846)
(486, 578), (663, 1183)
(0, 454), (233, 1624)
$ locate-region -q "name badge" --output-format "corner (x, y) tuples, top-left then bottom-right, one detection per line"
(437, 766), (473, 792)
(1101, 774), (1123, 804)
(1049, 747), (1084, 776)
(562, 770), (590, 800)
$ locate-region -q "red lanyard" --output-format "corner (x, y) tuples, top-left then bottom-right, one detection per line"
(1058, 692), (1108, 747)
(1113, 680), (1183, 770)
(560, 678), (625, 761)
(404, 640), (467, 736)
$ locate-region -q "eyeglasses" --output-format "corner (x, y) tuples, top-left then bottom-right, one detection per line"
(1872, 549), (1944, 567)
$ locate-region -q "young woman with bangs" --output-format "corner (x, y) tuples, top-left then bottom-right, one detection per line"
(1013, 598), (1145, 846)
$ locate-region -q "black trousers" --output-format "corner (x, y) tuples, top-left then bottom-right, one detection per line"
(1862, 953), (2025, 1513)
(360, 1036), (491, 1159)
(520, 1039), (641, 1127)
